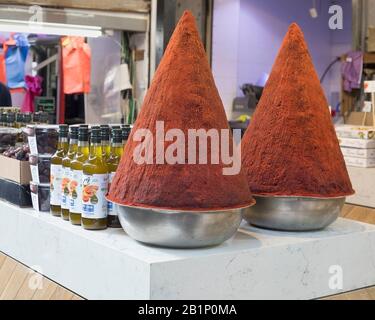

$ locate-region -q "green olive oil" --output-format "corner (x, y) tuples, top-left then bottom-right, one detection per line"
(107, 128), (124, 228)
(81, 127), (109, 230)
(61, 126), (79, 220)
(69, 126), (89, 225)
(100, 125), (111, 159)
(50, 125), (69, 216)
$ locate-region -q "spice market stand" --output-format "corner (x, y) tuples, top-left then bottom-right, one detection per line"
(1, 200), (375, 299)
(1, 9), (375, 301)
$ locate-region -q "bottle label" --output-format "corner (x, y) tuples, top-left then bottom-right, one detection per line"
(28, 136), (38, 154)
(61, 166), (71, 209)
(30, 164), (40, 184)
(69, 169), (82, 213)
(82, 173), (108, 219)
(31, 190), (39, 212)
(107, 172), (117, 216)
(50, 164), (62, 206)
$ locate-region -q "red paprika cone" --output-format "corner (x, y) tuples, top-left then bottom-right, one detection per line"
(107, 11), (254, 211)
(242, 23), (354, 198)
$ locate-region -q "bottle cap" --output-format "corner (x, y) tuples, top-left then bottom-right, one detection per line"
(70, 125), (79, 139)
(101, 125), (110, 140)
(122, 126), (131, 141)
(112, 128), (123, 143)
(59, 124), (69, 137)
(78, 126), (89, 141)
(91, 127), (102, 143)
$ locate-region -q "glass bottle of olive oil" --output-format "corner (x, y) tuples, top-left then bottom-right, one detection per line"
(50, 125), (69, 216)
(39, 112), (49, 124)
(6, 112), (16, 127)
(107, 128), (123, 228)
(15, 113), (23, 128)
(0, 112), (7, 126)
(23, 113), (32, 126)
(100, 125), (111, 159)
(32, 112), (40, 124)
(121, 125), (131, 146)
(81, 127), (109, 230)
(61, 126), (79, 220)
(69, 126), (89, 225)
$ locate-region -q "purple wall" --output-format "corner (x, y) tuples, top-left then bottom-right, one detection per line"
(212, 0), (241, 119)
(212, 0), (352, 118)
(237, 0), (352, 103)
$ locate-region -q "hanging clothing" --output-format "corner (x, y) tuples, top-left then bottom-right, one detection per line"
(4, 34), (30, 89)
(22, 75), (43, 112)
(341, 51), (363, 92)
(0, 51), (6, 84)
(61, 36), (91, 94)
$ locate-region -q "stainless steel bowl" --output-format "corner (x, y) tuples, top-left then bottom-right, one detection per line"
(115, 203), (250, 248)
(243, 195), (345, 231)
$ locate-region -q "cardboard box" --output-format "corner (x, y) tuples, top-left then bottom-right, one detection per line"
(336, 125), (375, 140)
(338, 137), (375, 149)
(341, 147), (375, 159)
(368, 27), (375, 52)
(345, 112), (373, 126)
(0, 155), (32, 184)
(345, 156), (375, 168)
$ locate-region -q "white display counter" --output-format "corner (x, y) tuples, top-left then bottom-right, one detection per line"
(347, 166), (375, 208)
(1, 201), (375, 300)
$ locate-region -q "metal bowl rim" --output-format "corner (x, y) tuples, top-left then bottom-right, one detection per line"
(107, 198), (254, 215)
(252, 194), (346, 201)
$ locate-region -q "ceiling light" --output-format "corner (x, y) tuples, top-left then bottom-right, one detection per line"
(0, 19), (102, 37)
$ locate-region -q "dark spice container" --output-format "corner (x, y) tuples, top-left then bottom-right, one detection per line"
(29, 154), (51, 183)
(30, 182), (50, 212)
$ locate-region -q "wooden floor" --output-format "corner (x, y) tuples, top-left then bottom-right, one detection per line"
(0, 253), (82, 300)
(0, 203), (374, 300)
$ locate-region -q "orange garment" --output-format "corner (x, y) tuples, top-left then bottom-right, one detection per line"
(0, 53), (6, 83)
(61, 36), (91, 94)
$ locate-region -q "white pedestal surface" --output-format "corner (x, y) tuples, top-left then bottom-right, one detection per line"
(1, 201), (375, 300)
(347, 166), (375, 208)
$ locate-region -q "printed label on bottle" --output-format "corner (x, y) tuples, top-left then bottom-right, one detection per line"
(82, 173), (108, 219)
(69, 169), (82, 213)
(31, 191), (39, 211)
(61, 166), (71, 209)
(107, 172), (117, 216)
(50, 164), (62, 206)
(30, 164), (40, 183)
(28, 136), (38, 154)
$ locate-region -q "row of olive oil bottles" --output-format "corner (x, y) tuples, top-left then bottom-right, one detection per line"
(50, 124), (131, 230)
(1, 111), (50, 127)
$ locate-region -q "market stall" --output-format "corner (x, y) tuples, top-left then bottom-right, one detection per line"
(1, 1), (375, 303)
(2, 201), (375, 299)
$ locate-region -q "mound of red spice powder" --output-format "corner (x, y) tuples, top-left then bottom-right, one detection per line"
(107, 11), (254, 211)
(241, 23), (354, 198)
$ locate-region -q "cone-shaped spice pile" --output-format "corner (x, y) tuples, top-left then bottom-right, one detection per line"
(242, 23), (354, 198)
(108, 11), (254, 210)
